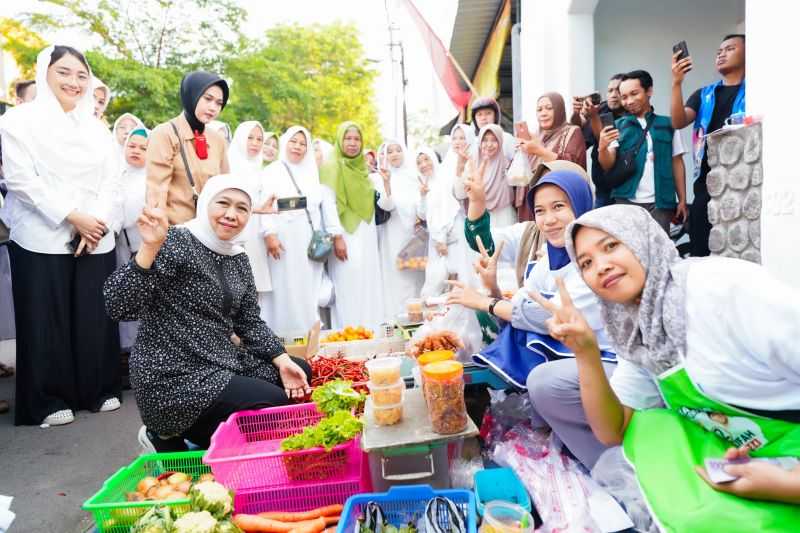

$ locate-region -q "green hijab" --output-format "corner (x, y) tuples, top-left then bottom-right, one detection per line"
(319, 121), (375, 234)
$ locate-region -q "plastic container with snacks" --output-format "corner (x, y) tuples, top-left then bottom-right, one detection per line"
(367, 380), (404, 406)
(372, 402), (403, 426)
(479, 501), (534, 533)
(406, 298), (423, 323)
(421, 361), (468, 435)
(365, 357), (402, 385)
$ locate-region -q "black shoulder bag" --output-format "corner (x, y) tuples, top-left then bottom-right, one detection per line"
(170, 122), (199, 207)
(374, 191), (391, 225)
(594, 116), (654, 190)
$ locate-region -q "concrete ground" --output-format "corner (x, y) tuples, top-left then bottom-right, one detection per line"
(0, 341), (142, 533)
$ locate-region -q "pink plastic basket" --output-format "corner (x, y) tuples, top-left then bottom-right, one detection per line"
(234, 478), (361, 514)
(204, 402), (364, 492)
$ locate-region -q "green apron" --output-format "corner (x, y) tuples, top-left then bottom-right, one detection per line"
(622, 364), (800, 532)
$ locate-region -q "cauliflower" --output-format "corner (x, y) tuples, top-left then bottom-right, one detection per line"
(189, 481), (233, 519)
(131, 505), (174, 533)
(174, 510), (218, 533)
(216, 519), (244, 533)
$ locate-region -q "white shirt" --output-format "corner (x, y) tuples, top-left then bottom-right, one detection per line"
(0, 122), (122, 254)
(611, 257), (800, 412)
(632, 117), (686, 203)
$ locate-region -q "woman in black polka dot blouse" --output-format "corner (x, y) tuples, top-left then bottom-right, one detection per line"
(104, 175), (311, 450)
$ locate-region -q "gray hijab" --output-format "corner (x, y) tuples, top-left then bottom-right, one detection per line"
(564, 205), (688, 375)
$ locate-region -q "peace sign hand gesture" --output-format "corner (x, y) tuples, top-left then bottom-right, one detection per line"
(474, 236), (503, 295)
(528, 277), (599, 356)
(463, 158), (488, 203)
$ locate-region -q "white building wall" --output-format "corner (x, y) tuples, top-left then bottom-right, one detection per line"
(747, 1), (800, 288)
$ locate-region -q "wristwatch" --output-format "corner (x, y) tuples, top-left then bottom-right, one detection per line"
(487, 297), (501, 316)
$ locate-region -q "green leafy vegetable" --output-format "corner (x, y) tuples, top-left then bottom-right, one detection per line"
(312, 379), (365, 416)
(131, 505), (174, 533)
(281, 410), (363, 451)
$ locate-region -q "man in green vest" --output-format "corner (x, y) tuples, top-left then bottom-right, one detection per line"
(597, 70), (688, 233)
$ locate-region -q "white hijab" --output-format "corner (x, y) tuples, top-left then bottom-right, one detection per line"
(417, 146), (461, 240)
(381, 138), (420, 229)
(442, 123), (476, 177)
(229, 120), (265, 174)
(112, 112), (144, 145)
(313, 138), (335, 168)
(181, 174), (254, 256)
(0, 45), (111, 198)
(120, 127), (150, 228)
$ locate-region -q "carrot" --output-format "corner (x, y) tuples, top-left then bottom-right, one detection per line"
(232, 514), (297, 533)
(288, 516), (327, 533)
(323, 528), (338, 533)
(259, 505), (344, 522)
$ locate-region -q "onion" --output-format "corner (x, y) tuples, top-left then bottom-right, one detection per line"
(152, 485), (175, 500)
(167, 472), (190, 486)
(136, 477), (158, 495)
(176, 480), (192, 494)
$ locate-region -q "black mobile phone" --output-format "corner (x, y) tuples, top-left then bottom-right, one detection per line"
(587, 92), (602, 105)
(673, 40), (689, 61)
(277, 196), (307, 212)
(67, 233), (90, 256)
(599, 112), (616, 129)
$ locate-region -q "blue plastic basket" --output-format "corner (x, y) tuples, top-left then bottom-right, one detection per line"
(473, 468), (531, 516)
(337, 484), (477, 533)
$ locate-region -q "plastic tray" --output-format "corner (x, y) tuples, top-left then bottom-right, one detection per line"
(204, 402), (364, 492)
(337, 484), (477, 533)
(82, 451), (210, 533)
(473, 467), (531, 516)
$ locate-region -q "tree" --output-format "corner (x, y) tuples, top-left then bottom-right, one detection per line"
(222, 23), (381, 147)
(23, 0), (247, 70)
(407, 108), (444, 151)
(0, 17), (47, 80)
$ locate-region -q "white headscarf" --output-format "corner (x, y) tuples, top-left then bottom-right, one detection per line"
(381, 138), (420, 228)
(181, 174), (254, 256)
(417, 146), (461, 241)
(313, 138), (335, 168)
(229, 120), (265, 175)
(112, 113), (144, 145)
(278, 126), (318, 186)
(0, 45), (111, 199)
(261, 126), (319, 215)
(442, 123), (476, 177)
(120, 127), (150, 229)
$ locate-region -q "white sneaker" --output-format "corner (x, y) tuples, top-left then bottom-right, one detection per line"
(100, 397), (121, 412)
(42, 409), (74, 426)
(137, 425), (157, 455)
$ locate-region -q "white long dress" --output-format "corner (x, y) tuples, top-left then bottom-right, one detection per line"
(258, 126), (342, 334)
(229, 121), (272, 293)
(375, 141), (425, 319)
(325, 183), (385, 329)
(416, 147), (478, 298)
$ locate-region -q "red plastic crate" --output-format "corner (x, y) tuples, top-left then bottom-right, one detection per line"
(204, 403), (364, 492)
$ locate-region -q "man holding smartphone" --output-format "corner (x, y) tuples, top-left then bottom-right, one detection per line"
(671, 34), (746, 257)
(570, 74), (627, 207)
(597, 70), (688, 233)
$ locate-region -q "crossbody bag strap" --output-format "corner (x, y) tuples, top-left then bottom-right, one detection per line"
(170, 122), (199, 202)
(632, 115), (655, 155)
(281, 161), (315, 232)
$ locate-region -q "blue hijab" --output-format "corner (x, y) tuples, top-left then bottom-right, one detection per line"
(526, 170), (593, 271)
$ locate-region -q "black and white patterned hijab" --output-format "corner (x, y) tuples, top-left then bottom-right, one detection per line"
(564, 205), (689, 375)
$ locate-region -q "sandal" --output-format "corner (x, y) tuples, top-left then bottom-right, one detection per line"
(99, 397), (121, 412)
(42, 409), (74, 426)
(0, 363), (14, 378)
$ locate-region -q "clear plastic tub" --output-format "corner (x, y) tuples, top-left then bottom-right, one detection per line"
(367, 380), (405, 406)
(422, 361), (468, 435)
(479, 501), (534, 533)
(365, 356), (402, 385)
(406, 298), (423, 322)
(372, 402), (404, 426)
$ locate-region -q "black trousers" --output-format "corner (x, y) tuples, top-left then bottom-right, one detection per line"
(151, 358), (313, 451)
(8, 242), (121, 425)
(689, 176), (712, 257)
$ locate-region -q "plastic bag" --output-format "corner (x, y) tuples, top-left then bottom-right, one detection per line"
(591, 447), (658, 533)
(408, 304), (483, 363)
(479, 390), (533, 451)
(396, 223), (429, 271)
(449, 455), (484, 489)
(420, 249), (449, 299)
(506, 149), (533, 187)
(492, 423), (600, 533)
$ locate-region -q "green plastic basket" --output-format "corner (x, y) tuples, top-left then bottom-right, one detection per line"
(82, 450), (211, 532)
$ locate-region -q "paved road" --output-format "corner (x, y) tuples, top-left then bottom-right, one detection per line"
(0, 378), (142, 533)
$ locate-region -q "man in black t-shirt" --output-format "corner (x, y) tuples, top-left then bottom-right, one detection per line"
(671, 34), (746, 256)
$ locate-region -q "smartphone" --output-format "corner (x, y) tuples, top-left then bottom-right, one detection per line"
(673, 40), (690, 61)
(599, 112), (616, 129)
(587, 92), (602, 105)
(277, 196), (308, 211)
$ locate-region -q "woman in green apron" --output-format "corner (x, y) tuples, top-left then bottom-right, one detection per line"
(529, 204), (800, 532)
